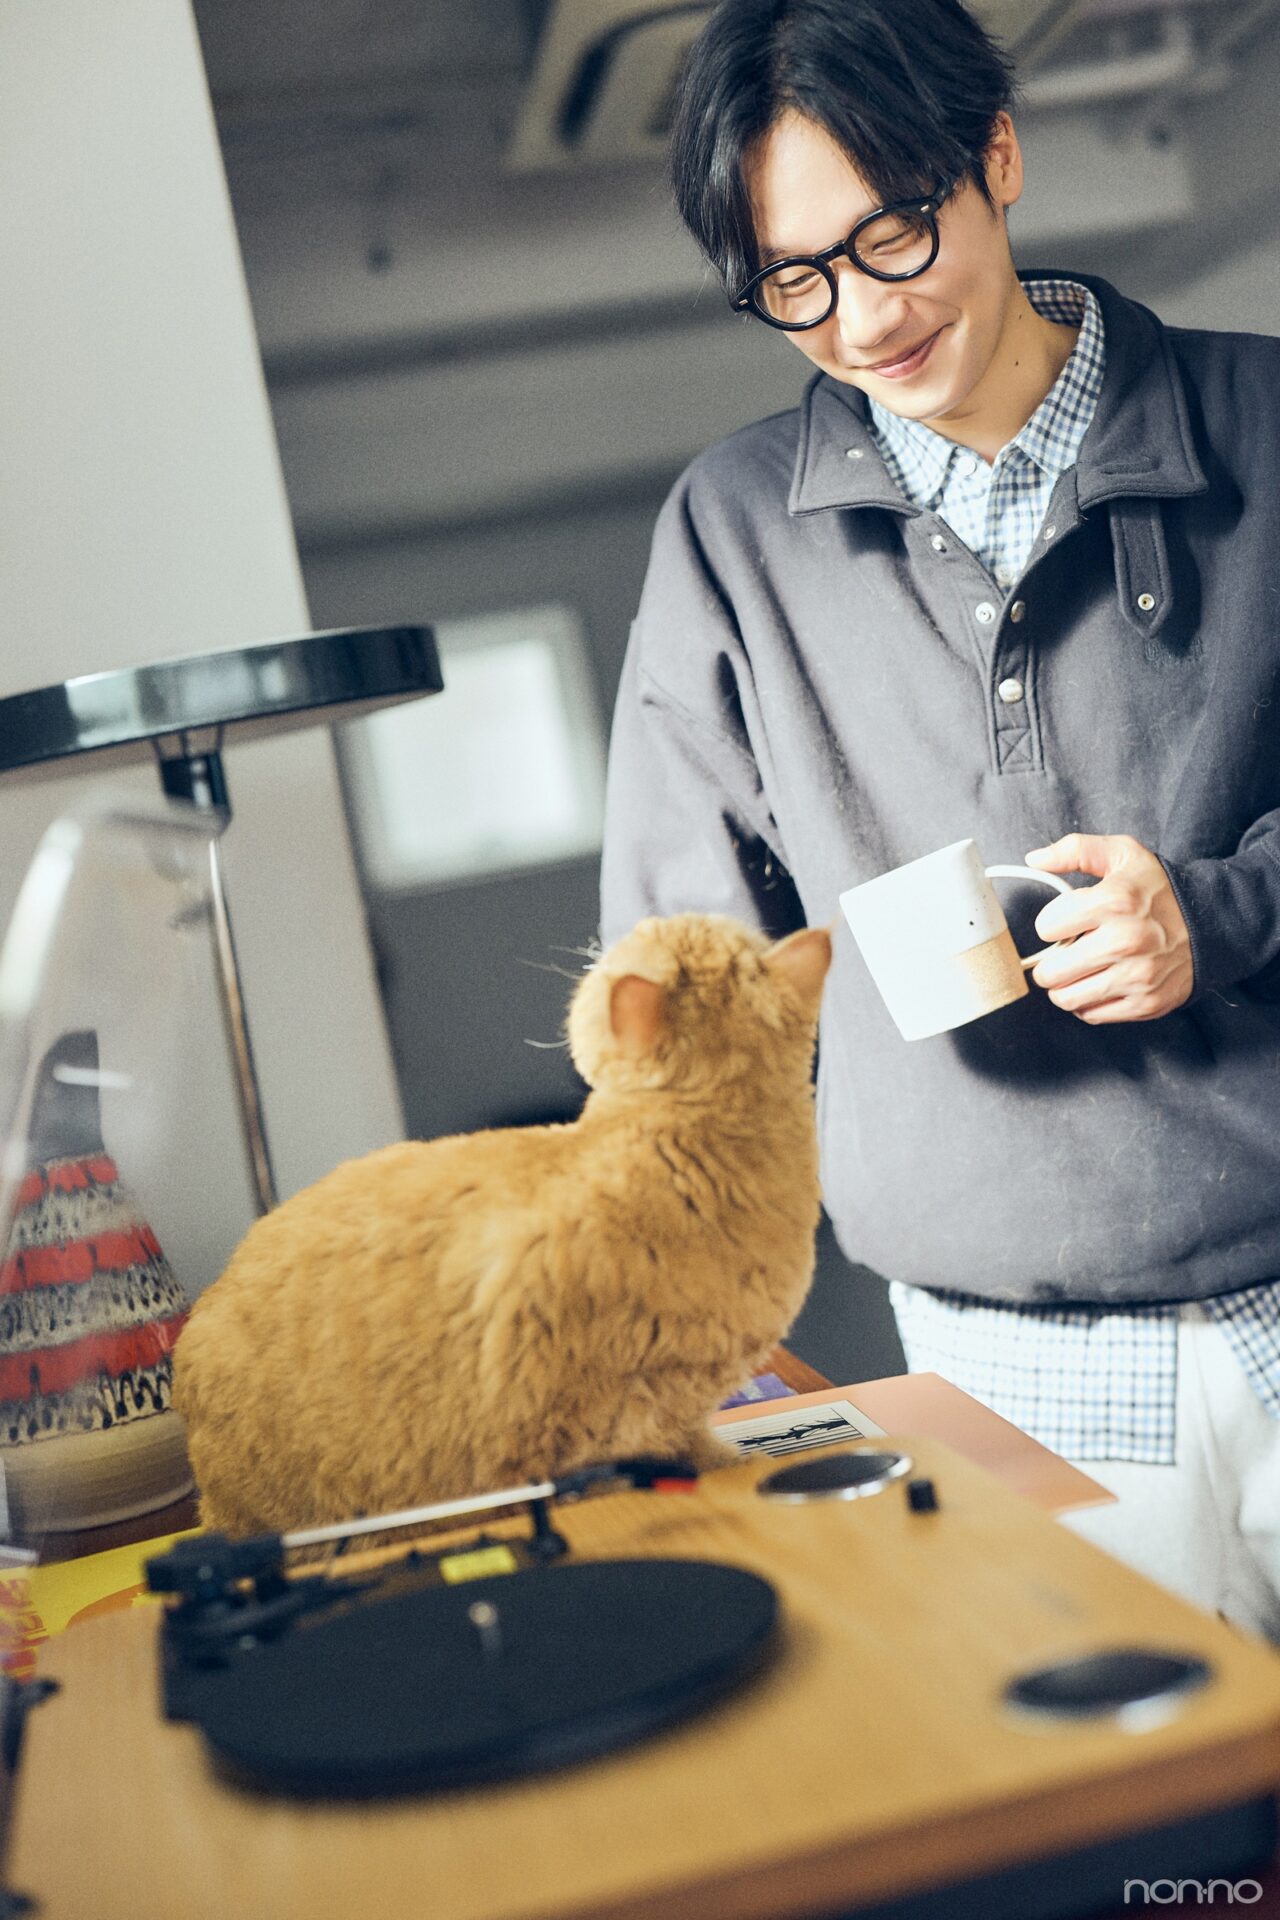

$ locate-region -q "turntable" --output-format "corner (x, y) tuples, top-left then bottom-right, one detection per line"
(7, 1436), (1280, 1920)
(142, 1457), (779, 1796)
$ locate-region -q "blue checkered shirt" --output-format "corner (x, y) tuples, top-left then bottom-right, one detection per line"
(870, 276), (1280, 1463)
(867, 275), (1105, 588)
(888, 1279), (1280, 1464)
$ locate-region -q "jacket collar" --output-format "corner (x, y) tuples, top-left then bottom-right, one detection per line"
(788, 270), (1209, 519)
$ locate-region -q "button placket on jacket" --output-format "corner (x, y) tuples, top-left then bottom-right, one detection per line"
(981, 476), (1087, 778)
(992, 611), (1037, 773)
(917, 517), (1045, 778)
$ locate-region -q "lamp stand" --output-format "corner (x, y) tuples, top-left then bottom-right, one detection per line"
(156, 732), (277, 1214)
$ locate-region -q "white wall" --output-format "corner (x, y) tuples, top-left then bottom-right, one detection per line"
(0, 0), (406, 1292)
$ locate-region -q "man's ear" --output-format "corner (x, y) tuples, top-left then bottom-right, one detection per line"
(765, 926), (833, 1006)
(609, 975), (666, 1055)
(984, 108), (1023, 213)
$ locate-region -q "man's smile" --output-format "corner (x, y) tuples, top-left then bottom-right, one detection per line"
(853, 325), (946, 377)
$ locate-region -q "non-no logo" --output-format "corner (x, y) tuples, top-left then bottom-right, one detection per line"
(1123, 1881), (1263, 1906)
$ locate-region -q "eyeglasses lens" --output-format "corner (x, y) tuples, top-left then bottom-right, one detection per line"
(754, 208), (935, 325)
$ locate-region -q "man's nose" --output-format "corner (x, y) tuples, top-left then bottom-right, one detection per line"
(832, 258), (907, 354)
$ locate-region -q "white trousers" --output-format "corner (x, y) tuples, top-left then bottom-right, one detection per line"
(1056, 1304), (1280, 1645)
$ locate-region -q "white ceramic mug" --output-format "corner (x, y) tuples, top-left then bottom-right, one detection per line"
(839, 839), (1073, 1041)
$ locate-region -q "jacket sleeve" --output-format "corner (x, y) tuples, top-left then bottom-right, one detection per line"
(599, 479), (804, 948)
(1162, 821), (1280, 997)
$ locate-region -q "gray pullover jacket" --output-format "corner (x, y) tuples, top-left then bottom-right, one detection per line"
(600, 271), (1280, 1306)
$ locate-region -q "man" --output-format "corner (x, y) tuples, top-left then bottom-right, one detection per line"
(600, 0), (1280, 1639)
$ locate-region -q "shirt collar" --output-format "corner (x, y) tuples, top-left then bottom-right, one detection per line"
(1008, 277), (1104, 480)
(866, 399), (953, 506)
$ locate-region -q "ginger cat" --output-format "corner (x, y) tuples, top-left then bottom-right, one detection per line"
(174, 913), (831, 1536)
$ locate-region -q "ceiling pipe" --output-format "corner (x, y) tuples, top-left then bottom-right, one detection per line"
(1019, 8), (1198, 106)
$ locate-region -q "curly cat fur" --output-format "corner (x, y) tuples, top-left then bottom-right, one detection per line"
(174, 913), (831, 1535)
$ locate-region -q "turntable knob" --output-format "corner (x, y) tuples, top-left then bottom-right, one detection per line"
(1004, 1648), (1212, 1727)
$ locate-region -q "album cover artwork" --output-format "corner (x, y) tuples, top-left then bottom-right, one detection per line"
(715, 1399), (886, 1460)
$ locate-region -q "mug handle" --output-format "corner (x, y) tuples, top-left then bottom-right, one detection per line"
(984, 865), (1075, 973)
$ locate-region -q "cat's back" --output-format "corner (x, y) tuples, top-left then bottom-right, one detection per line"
(189, 1123), (575, 1317)
(174, 1122), (578, 1452)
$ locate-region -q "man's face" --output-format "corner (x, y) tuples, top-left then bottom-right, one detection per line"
(743, 109), (1024, 434)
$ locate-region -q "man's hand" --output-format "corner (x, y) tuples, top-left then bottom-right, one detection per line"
(1023, 833), (1194, 1024)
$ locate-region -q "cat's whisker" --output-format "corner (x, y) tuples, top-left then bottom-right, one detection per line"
(550, 942), (604, 968)
(524, 1035), (570, 1050)
(516, 957), (585, 982)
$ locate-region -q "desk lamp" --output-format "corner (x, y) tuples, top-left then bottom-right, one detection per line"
(0, 626), (442, 1216)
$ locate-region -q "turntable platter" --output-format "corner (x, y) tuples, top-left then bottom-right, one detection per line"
(181, 1557), (779, 1795)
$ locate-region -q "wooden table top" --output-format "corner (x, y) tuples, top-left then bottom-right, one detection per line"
(10, 1432), (1280, 1920)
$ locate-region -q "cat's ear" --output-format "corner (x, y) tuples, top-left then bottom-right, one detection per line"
(609, 974), (666, 1054)
(764, 926), (833, 1006)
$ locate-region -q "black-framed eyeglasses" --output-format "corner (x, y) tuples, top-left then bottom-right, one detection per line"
(732, 179), (957, 332)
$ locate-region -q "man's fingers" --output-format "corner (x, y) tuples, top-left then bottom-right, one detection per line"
(1025, 832), (1123, 880)
(1033, 888), (1104, 945)
(1033, 871), (1154, 943)
(1033, 941), (1124, 999)
(1064, 996), (1138, 1026)
(1038, 949), (1186, 1019)
(1032, 953), (1103, 994)
(1032, 917), (1150, 986)
(1057, 991), (1170, 1025)
(1017, 830), (1193, 1022)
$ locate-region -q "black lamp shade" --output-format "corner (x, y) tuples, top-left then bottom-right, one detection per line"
(0, 626), (443, 779)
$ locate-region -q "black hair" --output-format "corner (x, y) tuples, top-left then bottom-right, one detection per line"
(670, 0), (1021, 296)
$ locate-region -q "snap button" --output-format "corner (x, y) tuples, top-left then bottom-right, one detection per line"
(958, 455), (979, 478)
(997, 677), (1025, 704)
(1043, 524), (1057, 540)
(1009, 599), (1027, 623)
(846, 447), (865, 460)
(930, 534), (947, 552)
(1137, 592), (1156, 612)
(975, 602), (996, 624)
